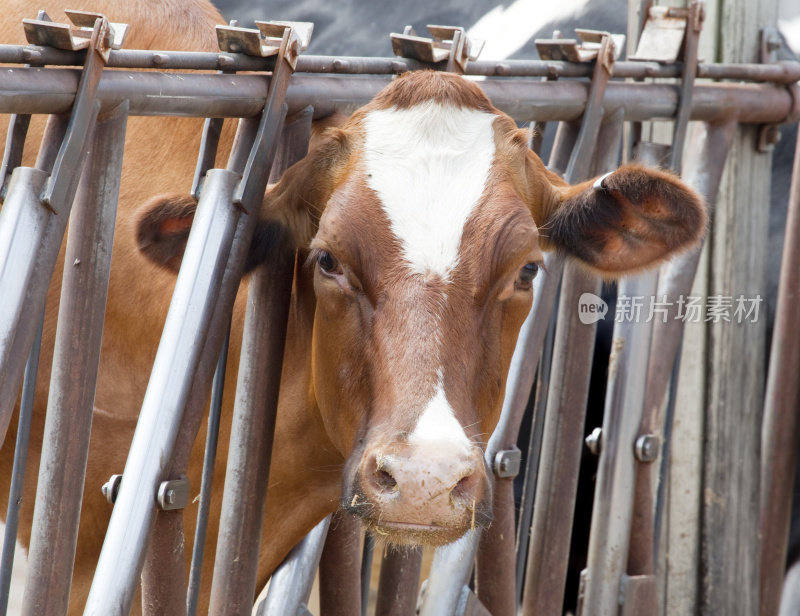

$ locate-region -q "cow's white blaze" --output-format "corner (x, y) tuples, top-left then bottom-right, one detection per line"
(409, 377), (471, 450)
(363, 102), (496, 279)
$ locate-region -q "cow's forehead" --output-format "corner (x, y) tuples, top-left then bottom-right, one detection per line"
(361, 101), (498, 280)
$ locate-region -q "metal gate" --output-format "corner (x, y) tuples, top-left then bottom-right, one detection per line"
(0, 3), (799, 615)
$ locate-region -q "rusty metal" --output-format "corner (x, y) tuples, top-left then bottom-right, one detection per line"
(0, 68), (797, 126)
(578, 272), (658, 616)
(522, 106), (625, 615)
(318, 511), (363, 616)
(536, 29), (625, 63)
(759, 125), (800, 616)
(21, 100), (127, 616)
(375, 546), (424, 616)
(208, 107), (311, 616)
(391, 25), (483, 73)
(0, 313), (44, 616)
(2, 41), (798, 83)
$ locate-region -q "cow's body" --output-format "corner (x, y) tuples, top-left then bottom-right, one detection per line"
(0, 0), (706, 612)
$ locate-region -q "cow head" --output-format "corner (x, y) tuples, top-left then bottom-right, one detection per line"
(136, 71), (705, 547)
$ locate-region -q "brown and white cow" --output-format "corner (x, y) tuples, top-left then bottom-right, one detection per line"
(0, 0), (705, 612)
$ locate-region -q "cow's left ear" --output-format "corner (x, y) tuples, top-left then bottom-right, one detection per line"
(514, 145), (707, 275)
(542, 164), (706, 274)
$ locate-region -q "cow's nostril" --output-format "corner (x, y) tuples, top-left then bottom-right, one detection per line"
(451, 470), (477, 500)
(375, 469), (398, 492)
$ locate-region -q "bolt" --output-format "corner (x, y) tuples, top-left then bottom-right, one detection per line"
(635, 434), (660, 462)
(165, 489), (175, 505)
(585, 427), (602, 455)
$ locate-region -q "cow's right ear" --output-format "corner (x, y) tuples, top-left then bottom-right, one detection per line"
(257, 127), (352, 249)
(135, 193), (197, 272)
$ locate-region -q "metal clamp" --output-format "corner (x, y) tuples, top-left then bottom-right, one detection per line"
(157, 478), (191, 511)
(216, 20), (312, 68)
(101, 474), (123, 504)
(536, 29), (624, 63)
(391, 25), (484, 74)
(493, 446), (522, 478)
(23, 9), (127, 59)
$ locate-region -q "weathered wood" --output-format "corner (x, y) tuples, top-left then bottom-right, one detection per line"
(700, 0), (776, 614)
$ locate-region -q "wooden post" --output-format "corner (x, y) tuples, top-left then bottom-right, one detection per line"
(700, 0), (776, 614)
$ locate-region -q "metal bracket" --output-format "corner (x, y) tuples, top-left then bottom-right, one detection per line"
(101, 474), (123, 504)
(216, 20), (312, 68)
(157, 478), (191, 511)
(629, 1), (703, 171)
(390, 25), (484, 74)
(493, 446), (522, 478)
(536, 29), (625, 63)
(23, 9), (127, 60)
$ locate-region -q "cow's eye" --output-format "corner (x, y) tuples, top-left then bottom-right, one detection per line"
(516, 262), (540, 290)
(317, 250), (342, 275)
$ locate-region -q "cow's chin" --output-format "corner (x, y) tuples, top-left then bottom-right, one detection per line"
(341, 492), (494, 548)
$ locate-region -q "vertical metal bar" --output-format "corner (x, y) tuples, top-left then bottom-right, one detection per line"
(20, 101), (128, 616)
(0, 116), (67, 448)
(375, 546), (424, 616)
(84, 166), (243, 615)
(186, 326), (231, 616)
(209, 107), (311, 616)
(0, 312), (44, 616)
(0, 18), (108, 448)
(86, 34), (297, 612)
(514, 305), (557, 603)
(361, 535), (375, 615)
(257, 516), (332, 616)
(419, 531), (479, 616)
(318, 511), (362, 615)
(520, 108), (624, 616)
(759, 125), (800, 616)
(578, 272), (657, 616)
(0, 113), (31, 200)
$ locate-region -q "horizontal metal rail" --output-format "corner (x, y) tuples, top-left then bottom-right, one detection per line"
(1, 44), (800, 83)
(1, 69), (798, 126)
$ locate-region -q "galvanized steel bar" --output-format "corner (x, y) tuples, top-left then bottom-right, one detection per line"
(1, 44), (799, 83)
(0, 69), (797, 126)
(21, 101), (127, 616)
(519, 37), (621, 614)
(208, 107), (310, 616)
(83, 166), (242, 615)
(0, 113), (30, 200)
(578, 273), (658, 616)
(419, 531), (480, 616)
(186, 327), (230, 616)
(375, 546), (424, 616)
(86, 24), (299, 612)
(256, 516), (331, 616)
(0, 313), (43, 616)
(0, 18), (108, 449)
(759, 124), (800, 616)
(318, 511), (363, 616)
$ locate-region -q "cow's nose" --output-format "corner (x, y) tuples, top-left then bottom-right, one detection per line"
(356, 442), (486, 531)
